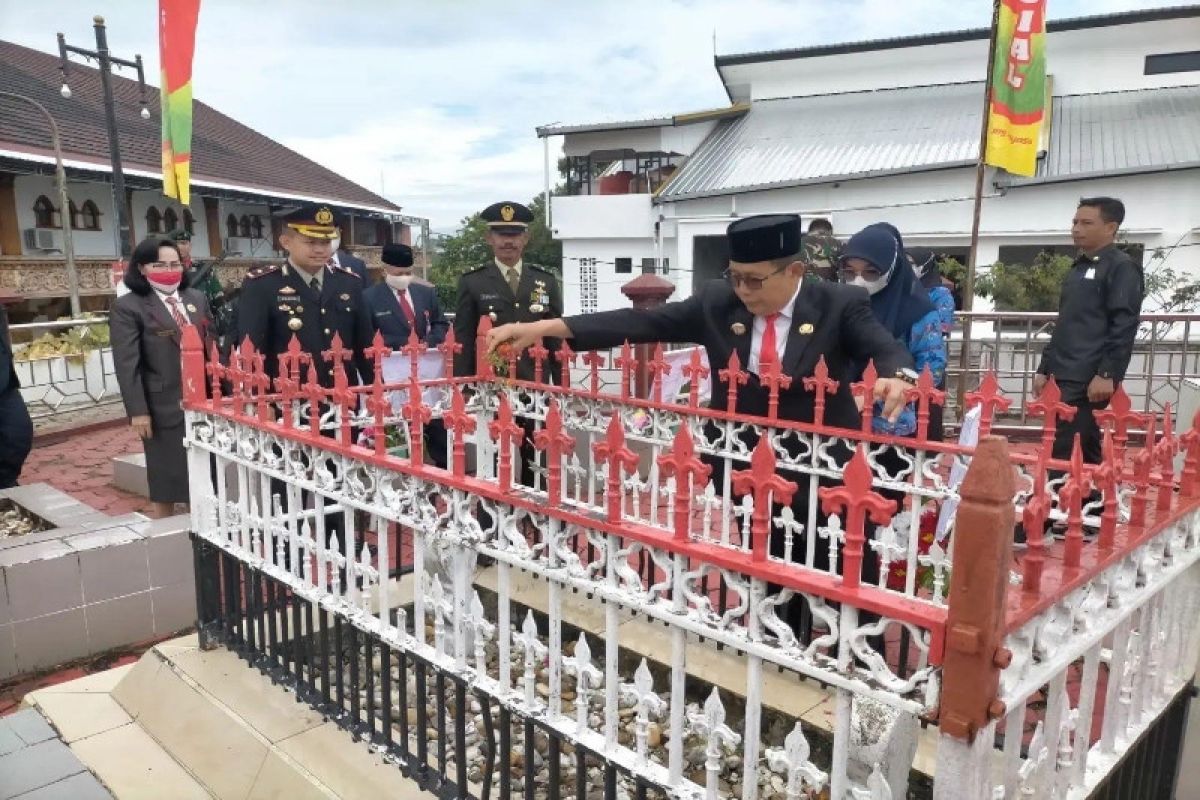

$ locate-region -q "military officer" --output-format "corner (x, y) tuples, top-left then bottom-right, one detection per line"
(453, 201), (562, 384)
(236, 203), (374, 388)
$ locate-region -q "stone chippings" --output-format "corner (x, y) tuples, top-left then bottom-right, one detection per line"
(288, 621), (835, 800)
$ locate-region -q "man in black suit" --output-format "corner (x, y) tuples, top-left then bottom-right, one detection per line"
(487, 214), (915, 604)
(455, 201), (563, 487)
(365, 242), (449, 468)
(237, 204), (374, 389)
(365, 243), (448, 348)
(0, 302), (33, 489)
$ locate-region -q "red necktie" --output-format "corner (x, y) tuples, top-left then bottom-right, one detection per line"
(397, 289), (417, 327)
(759, 313), (780, 372)
(166, 296), (188, 329)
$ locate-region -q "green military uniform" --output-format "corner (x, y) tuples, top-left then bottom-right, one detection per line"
(170, 229), (235, 351)
(800, 232), (842, 281)
(453, 202), (563, 384)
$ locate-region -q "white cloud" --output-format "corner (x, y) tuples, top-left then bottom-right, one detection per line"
(0, 0), (1187, 229)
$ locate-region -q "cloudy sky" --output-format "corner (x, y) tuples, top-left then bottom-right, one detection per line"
(0, 0), (1186, 230)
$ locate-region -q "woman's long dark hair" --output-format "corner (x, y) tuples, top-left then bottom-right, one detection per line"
(122, 237), (182, 296)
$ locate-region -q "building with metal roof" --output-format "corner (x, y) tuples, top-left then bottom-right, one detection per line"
(537, 6), (1200, 316)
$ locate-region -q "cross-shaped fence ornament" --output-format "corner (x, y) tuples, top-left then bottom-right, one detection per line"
(528, 337), (550, 384)
(469, 590), (496, 677)
(657, 425), (712, 542)
(321, 333), (355, 446)
(473, 315), (495, 379)
(687, 688), (741, 799)
(614, 341), (637, 399)
(850, 360), (880, 434)
(623, 659), (666, 765)
(581, 350), (605, 397)
(443, 387), (477, 476)
(719, 351), (749, 414)
(563, 633), (602, 732)
(759, 356), (793, 420)
(534, 401), (576, 506)
(773, 506), (806, 564)
(301, 361), (325, 436)
(206, 341), (224, 404)
(1181, 409), (1200, 499)
(515, 610), (546, 708)
(1028, 375), (1077, 454)
(489, 393), (524, 492)
(1092, 431), (1120, 548)
(436, 327), (461, 377)
(1061, 436), (1091, 569)
(556, 338), (576, 377)
(765, 721), (827, 798)
(1094, 384), (1149, 466)
(594, 415), (640, 523)
(363, 332), (393, 457)
(1130, 424), (1156, 528)
(818, 446), (897, 589)
(802, 355), (839, 427)
(731, 436), (797, 563)
(909, 365), (946, 441)
(1156, 403), (1177, 513)
(275, 338), (309, 427)
(682, 347), (710, 408)
(965, 371), (1011, 438)
(647, 343), (671, 403)
(849, 764), (894, 800)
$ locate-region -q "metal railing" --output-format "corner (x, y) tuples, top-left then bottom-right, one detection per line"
(181, 321), (1200, 799)
(945, 311), (1200, 437)
(11, 317), (121, 421)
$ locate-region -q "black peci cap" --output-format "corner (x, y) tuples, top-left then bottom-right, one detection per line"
(381, 243), (414, 268)
(726, 214), (803, 263)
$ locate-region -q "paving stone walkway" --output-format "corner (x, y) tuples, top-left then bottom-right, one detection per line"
(0, 708), (111, 799)
(20, 424), (150, 518)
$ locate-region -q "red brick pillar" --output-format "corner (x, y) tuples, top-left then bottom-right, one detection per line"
(620, 273), (674, 399)
(939, 435), (1014, 742)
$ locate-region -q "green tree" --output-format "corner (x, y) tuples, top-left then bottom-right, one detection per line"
(975, 251), (1074, 312)
(430, 193), (562, 304)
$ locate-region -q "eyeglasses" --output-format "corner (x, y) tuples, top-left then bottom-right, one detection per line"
(839, 266), (884, 283)
(147, 261), (185, 270)
(723, 265), (787, 290)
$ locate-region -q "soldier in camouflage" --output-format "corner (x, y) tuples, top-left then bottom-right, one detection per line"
(801, 218), (841, 281)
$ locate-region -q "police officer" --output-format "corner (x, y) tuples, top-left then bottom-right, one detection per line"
(453, 201), (562, 384)
(237, 203), (374, 388)
(0, 301), (33, 489)
(454, 201), (562, 488)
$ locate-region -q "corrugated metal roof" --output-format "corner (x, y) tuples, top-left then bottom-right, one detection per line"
(658, 83), (1200, 201)
(536, 104), (749, 137)
(658, 82), (983, 201)
(1024, 85), (1200, 183)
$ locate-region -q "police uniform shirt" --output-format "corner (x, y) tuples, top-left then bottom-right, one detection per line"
(1038, 245), (1144, 386)
(749, 281), (802, 374)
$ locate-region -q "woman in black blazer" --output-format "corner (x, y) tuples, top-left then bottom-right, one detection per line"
(110, 237), (212, 518)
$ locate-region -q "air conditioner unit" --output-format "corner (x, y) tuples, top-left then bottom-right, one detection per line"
(22, 228), (59, 251)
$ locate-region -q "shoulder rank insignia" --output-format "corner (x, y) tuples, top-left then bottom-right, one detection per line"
(245, 264), (282, 280)
(331, 264), (361, 279)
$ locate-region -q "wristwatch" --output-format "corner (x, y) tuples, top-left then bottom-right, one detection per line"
(894, 368), (919, 385)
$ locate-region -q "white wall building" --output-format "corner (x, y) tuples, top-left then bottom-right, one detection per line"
(539, 7), (1200, 315)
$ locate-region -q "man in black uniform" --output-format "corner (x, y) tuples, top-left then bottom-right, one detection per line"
(455, 201), (563, 487)
(0, 301), (33, 489)
(1034, 197), (1144, 466)
(237, 203), (374, 388)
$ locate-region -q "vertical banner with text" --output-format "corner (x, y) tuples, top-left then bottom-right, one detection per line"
(984, 0), (1047, 177)
(159, 0), (201, 205)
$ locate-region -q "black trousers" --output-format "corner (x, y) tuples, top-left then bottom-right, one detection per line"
(1051, 381), (1106, 465)
(0, 388), (33, 489)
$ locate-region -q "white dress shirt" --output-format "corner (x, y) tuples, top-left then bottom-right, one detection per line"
(155, 289), (190, 323)
(749, 281), (803, 375)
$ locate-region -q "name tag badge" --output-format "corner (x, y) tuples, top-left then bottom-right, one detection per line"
(156, 329), (175, 338)
(1084, 268), (1096, 280)
(374, 310), (391, 317)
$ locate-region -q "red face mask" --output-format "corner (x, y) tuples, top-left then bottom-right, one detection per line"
(146, 270), (183, 292)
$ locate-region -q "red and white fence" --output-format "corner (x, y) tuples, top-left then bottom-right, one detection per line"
(180, 321), (1200, 800)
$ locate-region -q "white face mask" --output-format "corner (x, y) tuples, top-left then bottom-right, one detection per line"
(850, 275), (888, 296)
(386, 274), (413, 291)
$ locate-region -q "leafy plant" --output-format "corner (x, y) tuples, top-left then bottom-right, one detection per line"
(975, 252), (1074, 312)
(14, 315), (110, 364)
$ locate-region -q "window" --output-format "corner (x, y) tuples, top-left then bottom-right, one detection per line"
(182, 209), (195, 235)
(662, 257), (670, 275)
(249, 215), (264, 239)
(68, 200), (80, 230)
(145, 206), (162, 234)
(79, 200), (101, 231)
(32, 195), (57, 228)
(226, 214), (239, 239)
(614, 257), (632, 274)
(239, 215), (252, 238)
(641, 258), (656, 275)
(1145, 51), (1200, 75)
(162, 207), (178, 233)
(996, 244), (1068, 266)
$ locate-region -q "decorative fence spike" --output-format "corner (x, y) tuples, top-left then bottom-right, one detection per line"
(489, 393), (523, 492)
(765, 721), (827, 798)
(818, 446), (896, 589)
(533, 401), (575, 507)
(850, 360), (879, 434)
(732, 437), (798, 563)
(516, 610), (546, 708)
(564, 633), (602, 732)
(683, 347), (710, 408)
(594, 415), (640, 523)
(658, 425), (712, 542)
(965, 371), (1011, 438)
(688, 688), (741, 800)
(719, 351), (749, 415)
(623, 659), (666, 765)
(802, 355), (839, 428)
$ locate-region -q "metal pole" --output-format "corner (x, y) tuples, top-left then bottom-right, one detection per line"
(957, 0), (1002, 411)
(543, 136), (552, 230)
(92, 16), (133, 260)
(0, 92), (80, 317)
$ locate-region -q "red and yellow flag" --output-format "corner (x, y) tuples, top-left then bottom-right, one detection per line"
(159, 0), (201, 205)
(984, 0), (1047, 177)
